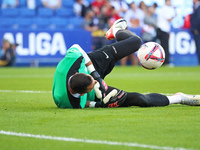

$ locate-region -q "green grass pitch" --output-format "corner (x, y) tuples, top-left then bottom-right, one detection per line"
(0, 66), (200, 150)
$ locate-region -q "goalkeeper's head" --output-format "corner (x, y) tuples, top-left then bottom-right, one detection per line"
(69, 73), (97, 95)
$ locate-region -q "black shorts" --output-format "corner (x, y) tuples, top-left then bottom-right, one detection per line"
(87, 45), (117, 79)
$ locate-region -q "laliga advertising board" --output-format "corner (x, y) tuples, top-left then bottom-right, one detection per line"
(0, 28), (198, 66)
(169, 28), (198, 66)
(0, 29), (92, 66)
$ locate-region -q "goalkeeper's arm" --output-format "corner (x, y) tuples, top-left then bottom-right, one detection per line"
(72, 44), (108, 98)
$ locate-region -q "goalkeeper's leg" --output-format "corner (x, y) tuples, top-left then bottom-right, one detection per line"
(121, 92), (170, 107)
(106, 87), (200, 107)
(106, 86), (169, 107)
(121, 92), (200, 107)
(88, 29), (142, 79)
(109, 29), (142, 62)
(105, 18), (142, 61)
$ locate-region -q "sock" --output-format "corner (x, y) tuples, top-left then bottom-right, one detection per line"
(167, 95), (182, 104)
(113, 28), (121, 38)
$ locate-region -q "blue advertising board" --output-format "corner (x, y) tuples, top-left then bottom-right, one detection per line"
(169, 28), (198, 66)
(0, 28), (198, 66)
(0, 29), (92, 66)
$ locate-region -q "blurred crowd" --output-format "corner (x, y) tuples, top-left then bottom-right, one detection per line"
(0, 0), (199, 67)
(0, 38), (18, 67)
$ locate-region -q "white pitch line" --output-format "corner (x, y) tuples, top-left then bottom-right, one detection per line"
(0, 75), (53, 78)
(0, 130), (192, 150)
(0, 89), (175, 95)
(0, 90), (51, 94)
(0, 90), (178, 96)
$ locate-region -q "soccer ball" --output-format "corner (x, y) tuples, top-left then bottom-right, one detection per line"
(137, 42), (165, 70)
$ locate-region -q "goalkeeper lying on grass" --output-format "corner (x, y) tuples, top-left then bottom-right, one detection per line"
(52, 19), (200, 109)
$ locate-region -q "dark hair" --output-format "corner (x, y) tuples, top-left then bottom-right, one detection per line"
(153, 3), (158, 8)
(69, 73), (93, 93)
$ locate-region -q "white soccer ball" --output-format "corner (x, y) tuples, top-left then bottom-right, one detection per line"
(137, 42), (165, 70)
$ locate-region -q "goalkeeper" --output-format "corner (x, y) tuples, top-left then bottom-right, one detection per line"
(52, 19), (200, 109)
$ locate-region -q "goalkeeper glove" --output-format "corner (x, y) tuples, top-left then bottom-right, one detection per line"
(95, 90), (127, 108)
(91, 71), (108, 98)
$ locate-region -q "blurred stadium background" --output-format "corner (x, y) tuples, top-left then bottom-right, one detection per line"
(0, 0), (198, 67)
(1, 1), (200, 149)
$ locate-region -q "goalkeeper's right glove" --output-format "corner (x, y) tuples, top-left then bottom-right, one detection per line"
(95, 90), (127, 108)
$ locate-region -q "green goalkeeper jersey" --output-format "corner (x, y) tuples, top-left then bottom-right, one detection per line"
(52, 46), (96, 109)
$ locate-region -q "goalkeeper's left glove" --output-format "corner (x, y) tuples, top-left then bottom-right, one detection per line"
(95, 90), (127, 108)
